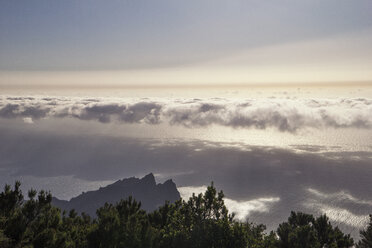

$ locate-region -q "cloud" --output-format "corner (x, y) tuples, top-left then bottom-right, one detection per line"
(1, 94), (372, 238)
(314, 205), (369, 228)
(178, 185), (208, 199)
(178, 185), (280, 221)
(22, 117), (34, 124)
(1, 96), (372, 132)
(307, 188), (372, 207)
(304, 188), (372, 229)
(1, 119), (372, 238)
(225, 197), (280, 220)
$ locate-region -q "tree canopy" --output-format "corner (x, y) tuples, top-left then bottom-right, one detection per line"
(0, 181), (366, 248)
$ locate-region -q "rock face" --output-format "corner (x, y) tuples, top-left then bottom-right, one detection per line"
(52, 173), (180, 217)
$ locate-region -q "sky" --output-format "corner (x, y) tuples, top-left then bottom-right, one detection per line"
(1, 0), (372, 239)
(1, 0), (372, 86)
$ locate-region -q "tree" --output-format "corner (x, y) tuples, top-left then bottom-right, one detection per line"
(58, 210), (92, 248)
(235, 221), (278, 248)
(0, 182), (93, 248)
(88, 196), (153, 248)
(0, 183), (62, 247)
(277, 211), (353, 248)
(150, 182), (278, 248)
(0, 181), (359, 248)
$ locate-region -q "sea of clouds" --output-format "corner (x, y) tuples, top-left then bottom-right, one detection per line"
(1, 95), (372, 132)
(1, 94), (372, 238)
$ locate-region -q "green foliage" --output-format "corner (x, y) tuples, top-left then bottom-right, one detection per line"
(88, 196), (153, 248)
(277, 211), (353, 248)
(149, 183), (242, 248)
(0, 182), (92, 248)
(0, 181), (361, 248)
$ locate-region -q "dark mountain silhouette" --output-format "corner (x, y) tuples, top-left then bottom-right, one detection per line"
(52, 173), (180, 217)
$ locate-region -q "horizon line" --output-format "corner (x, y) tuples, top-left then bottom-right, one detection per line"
(1, 81), (371, 89)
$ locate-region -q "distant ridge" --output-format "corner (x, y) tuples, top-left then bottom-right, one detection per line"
(52, 173), (180, 217)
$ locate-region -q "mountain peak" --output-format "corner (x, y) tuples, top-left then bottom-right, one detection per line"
(163, 179), (175, 186)
(141, 173), (156, 184)
(52, 173), (180, 217)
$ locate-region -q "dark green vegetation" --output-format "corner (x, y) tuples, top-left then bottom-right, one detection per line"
(0, 182), (370, 248)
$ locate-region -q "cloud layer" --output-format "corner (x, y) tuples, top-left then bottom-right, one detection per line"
(1, 119), (372, 238)
(1, 96), (372, 132)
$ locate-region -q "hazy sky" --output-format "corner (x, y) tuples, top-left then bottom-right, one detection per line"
(1, 0), (372, 86)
